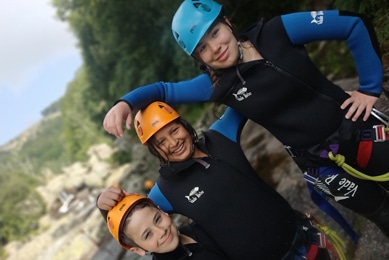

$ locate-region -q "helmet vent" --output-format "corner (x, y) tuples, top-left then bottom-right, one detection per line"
(136, 120), (143, 137)
(161, 104), (174, 114)
(193, 3), (211, 12)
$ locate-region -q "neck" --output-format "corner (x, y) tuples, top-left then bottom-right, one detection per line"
(179, 234), (197, 245)
(240, 40), (263, 62)
(192, 146), (207, 158)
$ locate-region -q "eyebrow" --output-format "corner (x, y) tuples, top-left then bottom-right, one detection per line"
(197, 22), (219, 51)
(153, 211), (160, 222)
(169, 125), (179, 133)
(157, 125), (178, 142)
(198, 27), (213, 45)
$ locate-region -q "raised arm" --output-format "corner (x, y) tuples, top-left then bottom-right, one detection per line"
(281, 10), (383, 121)
(120, 73), (213, 110)
(96, 185), (128, 221)
(103, 73), (213, 137)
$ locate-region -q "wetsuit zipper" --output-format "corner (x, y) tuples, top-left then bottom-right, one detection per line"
(264, 60), (303, 83)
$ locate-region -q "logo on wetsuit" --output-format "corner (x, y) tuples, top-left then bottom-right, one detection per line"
(185, 186), (205, 203)
(315, 174), (359, 201)
(232, 87), (252, 101)
(310, 11), (324, 25)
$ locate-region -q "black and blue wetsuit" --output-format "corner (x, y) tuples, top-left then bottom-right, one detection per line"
(148, 108), (327, 259)
(118, 10), (389, 240)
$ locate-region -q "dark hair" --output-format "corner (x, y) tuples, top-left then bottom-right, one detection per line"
(146, 118), (199, 165)
(119, 200), (157, 249)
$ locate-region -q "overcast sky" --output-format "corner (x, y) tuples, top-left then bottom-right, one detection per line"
(0, 0), (82, 146)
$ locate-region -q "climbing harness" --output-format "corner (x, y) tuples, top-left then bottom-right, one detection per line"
(328, 108), (389, 181)
(305, 213), (346, 260)
(286, 211), (346, 260)
(304, 168), (359, 243)
(288, 109), (389, 243)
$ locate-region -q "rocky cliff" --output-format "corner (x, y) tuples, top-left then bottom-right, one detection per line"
(3, 77), (389, 260)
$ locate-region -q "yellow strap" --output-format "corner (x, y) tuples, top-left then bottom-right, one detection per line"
(307, 213), (346, 260)
(316, 223), (346, 260)
(328, 151), (389, 182)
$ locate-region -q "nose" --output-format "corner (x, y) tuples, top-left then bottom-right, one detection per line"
(209, 40), (221, 53)
(165, 136), (178, 148)
(155, 225), (168, 239)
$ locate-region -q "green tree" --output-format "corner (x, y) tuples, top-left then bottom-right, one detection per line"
(61, 68), (108, 161)
(0, 169), (44, 244)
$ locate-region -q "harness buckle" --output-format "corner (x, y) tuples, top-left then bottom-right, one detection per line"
(303, 171), (318, 185)
(373, 125), (388, 142)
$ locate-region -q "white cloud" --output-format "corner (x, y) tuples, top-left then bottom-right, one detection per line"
(0, 0), (82, 145)
(0, 0), (79, 94)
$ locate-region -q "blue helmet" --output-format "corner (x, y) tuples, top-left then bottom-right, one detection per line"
(172, 0), (223, 56)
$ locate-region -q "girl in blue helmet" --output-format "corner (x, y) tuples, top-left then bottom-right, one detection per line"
(103, 0), (389, 243)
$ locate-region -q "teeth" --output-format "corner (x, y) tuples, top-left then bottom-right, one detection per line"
(174, 144), (183, 153)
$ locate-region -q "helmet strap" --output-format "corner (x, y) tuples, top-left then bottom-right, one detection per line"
(199, 64), (211, 72)
(237, 41), (243, 61)
(190, 143), (196, 157)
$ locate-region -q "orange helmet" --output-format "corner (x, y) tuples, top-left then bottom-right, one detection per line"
(134, 101), (180, 144)
(107, 194), (154, 249)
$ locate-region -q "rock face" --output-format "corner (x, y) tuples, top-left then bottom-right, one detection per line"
(4, 78), (389, 260)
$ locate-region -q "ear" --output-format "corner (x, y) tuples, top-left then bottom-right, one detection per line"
(129, 247), (147, 256)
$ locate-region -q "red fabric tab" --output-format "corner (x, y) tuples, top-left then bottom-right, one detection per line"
(356, 140), (372, 169)
(306, 244), (319, 260)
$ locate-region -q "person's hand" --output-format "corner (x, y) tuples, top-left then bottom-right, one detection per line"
(341, 91), (378, 121)
(97, 186), (125, 210)
(103, 101), (133, 138)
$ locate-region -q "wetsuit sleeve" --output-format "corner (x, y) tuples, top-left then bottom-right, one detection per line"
(209, 107), (247, 143)
(148, 184), (174, 213)
(119, 73), (213, 110)
(280, 10), (383, 96)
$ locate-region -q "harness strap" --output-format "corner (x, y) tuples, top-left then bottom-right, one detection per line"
(356, 140), (372, 169)
(306, 178), (358, 243)
(306, 245), (319, 260)
(307, 213), (346, 260)
(282, 211), (337, 260)
(356, 125), (389, 169)
(288, 149), (359, 243)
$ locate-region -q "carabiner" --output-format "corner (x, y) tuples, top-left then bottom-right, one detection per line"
(371, 108), (389, 126)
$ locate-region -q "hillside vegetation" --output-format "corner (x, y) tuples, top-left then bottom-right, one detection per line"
(0, 0), (388, 256)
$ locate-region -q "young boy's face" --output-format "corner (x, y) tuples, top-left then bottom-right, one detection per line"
(125, 206), (180, 253)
